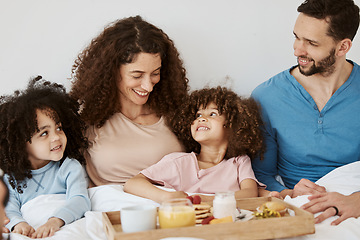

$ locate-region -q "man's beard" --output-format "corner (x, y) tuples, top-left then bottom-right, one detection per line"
(298, 49), (336, 77)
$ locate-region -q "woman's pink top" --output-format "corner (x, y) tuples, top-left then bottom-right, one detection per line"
(141, 152), (265, 193)
(85, 112), (183, 186)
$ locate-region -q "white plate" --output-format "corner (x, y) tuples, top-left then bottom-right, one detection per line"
(235, 209), (255, 222)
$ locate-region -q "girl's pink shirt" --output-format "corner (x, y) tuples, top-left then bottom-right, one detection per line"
(141, 152), (265, 194)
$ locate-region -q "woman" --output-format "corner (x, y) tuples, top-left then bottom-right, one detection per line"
(70, 15), (189, 186)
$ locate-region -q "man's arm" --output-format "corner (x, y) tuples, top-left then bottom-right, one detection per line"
(251, 127), (286, 192)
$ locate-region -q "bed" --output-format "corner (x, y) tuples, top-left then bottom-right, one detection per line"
(5, 161), (360, 240)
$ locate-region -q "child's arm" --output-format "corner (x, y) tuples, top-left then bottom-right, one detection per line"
(12, 221), (35, 237)
(234, 179), (259, 199)
(124, 173), (188, 203)
(52, 159), (91, 226)
(30, 217), (64, 238)
(259, 188), (282, 198)
(3, 176), (30, 233)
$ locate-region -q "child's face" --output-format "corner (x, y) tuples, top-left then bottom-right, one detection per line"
(26, 109), (67, 169)
(191, 102), (228, 146)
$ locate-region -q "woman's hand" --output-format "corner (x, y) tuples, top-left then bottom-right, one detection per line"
(13, 221), (35, 237)
(301, 191), (360, 225)
(30, 217), (64, 238)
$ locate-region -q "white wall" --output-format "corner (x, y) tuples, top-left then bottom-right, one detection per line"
(0, 0), (359, 96)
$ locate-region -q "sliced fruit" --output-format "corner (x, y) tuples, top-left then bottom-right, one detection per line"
(209, 216), (233, 224)
(201, 216), (215, 225)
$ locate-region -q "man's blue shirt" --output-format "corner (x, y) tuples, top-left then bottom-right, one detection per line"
(251, 60), (360, 191)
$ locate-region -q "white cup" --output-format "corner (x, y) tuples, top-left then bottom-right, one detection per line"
(120, 205), (157, 233)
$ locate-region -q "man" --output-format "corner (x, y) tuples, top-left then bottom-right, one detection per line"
(252, 0), (360, 225)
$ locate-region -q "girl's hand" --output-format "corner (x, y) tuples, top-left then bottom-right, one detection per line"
(258, 188), (283, 199)
(165, 191), (188, 201)
(269, 191), (282, 199)
(30, 217), (64, 238)
(13, 221), (35, 237)
(196, 194), (214, 203)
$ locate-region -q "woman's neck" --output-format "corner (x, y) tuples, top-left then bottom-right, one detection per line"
(119, 103), (159, 125)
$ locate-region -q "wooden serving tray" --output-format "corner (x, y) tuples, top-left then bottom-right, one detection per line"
(102, 197), (315, 240)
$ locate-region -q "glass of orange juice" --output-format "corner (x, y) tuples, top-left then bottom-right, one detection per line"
(159, 198), (196, 229)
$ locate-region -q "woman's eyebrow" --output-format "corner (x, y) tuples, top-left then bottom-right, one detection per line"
(130, 66), (161, 73)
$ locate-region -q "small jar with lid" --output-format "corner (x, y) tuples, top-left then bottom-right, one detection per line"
(213, 191), (237, 219)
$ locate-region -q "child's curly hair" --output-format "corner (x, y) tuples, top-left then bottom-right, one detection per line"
(0, 76), (88, 193)
(171, 86), (265, 160)
(70, 15), (189, 128)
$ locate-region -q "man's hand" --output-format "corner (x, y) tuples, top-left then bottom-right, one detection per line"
(301, 191), (360, 225)
(292, 179), (326, 197)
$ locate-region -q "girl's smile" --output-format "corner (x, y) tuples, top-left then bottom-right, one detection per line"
(50, 145), (63, 152)
(196, 125), (210, 131)
(191, 102), (228, 146)
(26, 109), (67, 169)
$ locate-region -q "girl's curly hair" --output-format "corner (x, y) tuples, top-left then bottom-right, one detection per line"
(70, 15), (189, 128)
(170, 86), (265, 160)
(0, 76), (88, 193)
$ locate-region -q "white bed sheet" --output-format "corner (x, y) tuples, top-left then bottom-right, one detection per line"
(3, 161), (360, 240)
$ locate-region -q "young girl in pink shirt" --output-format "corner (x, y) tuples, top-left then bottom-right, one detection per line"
(124, 86), (265, 203)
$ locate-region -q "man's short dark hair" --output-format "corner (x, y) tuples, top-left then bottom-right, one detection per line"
(298, 0), (360, 41)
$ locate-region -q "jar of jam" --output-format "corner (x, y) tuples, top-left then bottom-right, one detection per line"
(213, 191), (236, 219)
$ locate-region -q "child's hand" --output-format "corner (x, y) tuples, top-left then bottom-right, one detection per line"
(2, 215), (10, 233)
(166, 191), (189, 200)
(30, 217), (64, 239)
(269, 191), (283, 199)
(197, 194), (215, 203)
(13, 221), (35, 237)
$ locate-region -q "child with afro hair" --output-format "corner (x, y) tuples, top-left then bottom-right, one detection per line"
(124, 86), (266, 203)
(0, 76), (90, 238)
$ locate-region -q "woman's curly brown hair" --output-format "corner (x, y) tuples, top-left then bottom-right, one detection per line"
(170, 86), (265, 160)
(0, 76), (88, 193)
(70, 15), (189, 128)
